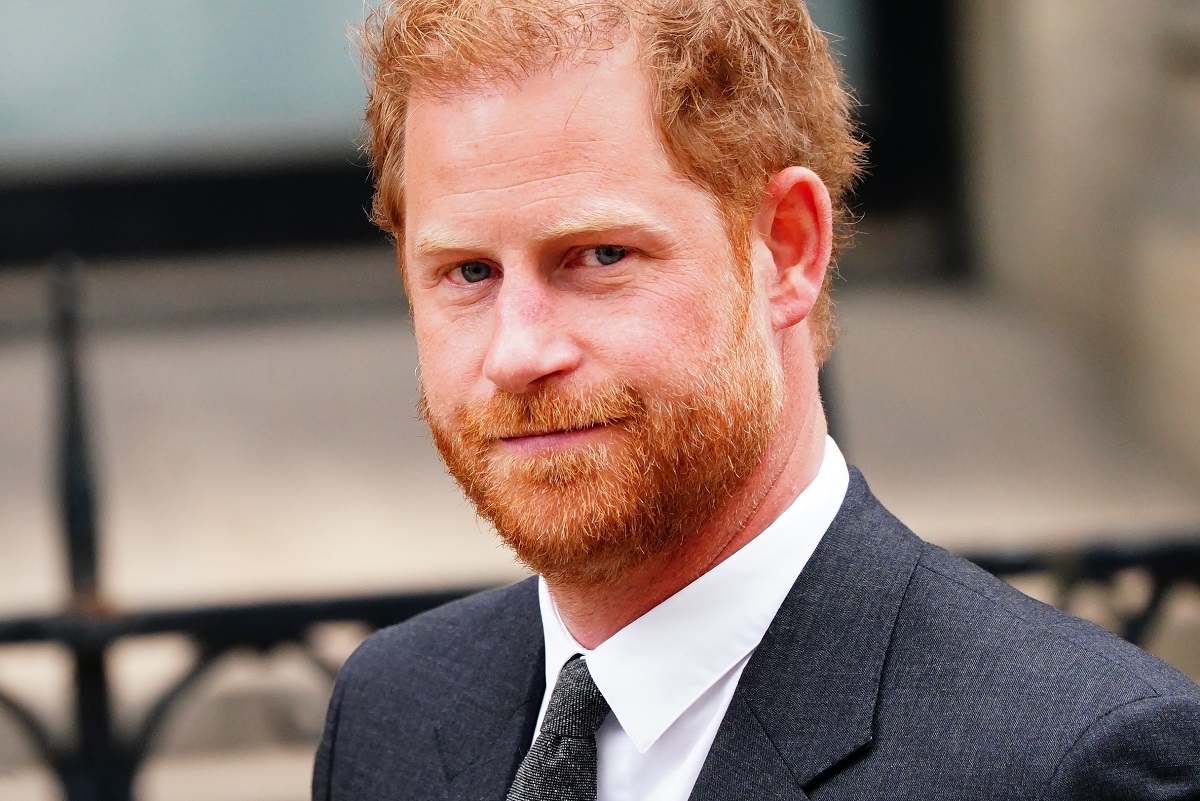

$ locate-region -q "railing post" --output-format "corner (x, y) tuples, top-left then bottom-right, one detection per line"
(50, 251), (101, 606)
(48, 253), (130, 801)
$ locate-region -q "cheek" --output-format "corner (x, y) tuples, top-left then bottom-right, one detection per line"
(652, 274), (744, 339)
(589, 287), (734, 381)
(413, 315), (480, 406)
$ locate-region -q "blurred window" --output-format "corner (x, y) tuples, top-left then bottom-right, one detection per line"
(0, 0), (368, 181)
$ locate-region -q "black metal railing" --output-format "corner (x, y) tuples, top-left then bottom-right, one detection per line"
(0, 255), (1197, 800)
(0, 255), (484, 800)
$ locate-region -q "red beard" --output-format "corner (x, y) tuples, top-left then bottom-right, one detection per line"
(423, 314), (781, 588)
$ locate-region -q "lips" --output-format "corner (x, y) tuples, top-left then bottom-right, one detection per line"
(498, 421), (610, 441)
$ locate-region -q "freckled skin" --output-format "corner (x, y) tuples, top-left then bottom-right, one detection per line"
(403, 42), (834, 647)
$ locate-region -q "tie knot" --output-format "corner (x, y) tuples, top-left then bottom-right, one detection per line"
(541, 656), (610, 738)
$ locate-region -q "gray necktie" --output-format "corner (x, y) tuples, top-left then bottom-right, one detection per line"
(507, 655), (611, 801)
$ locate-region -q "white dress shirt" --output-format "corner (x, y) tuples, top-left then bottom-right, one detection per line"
(533, 436), (850, 801)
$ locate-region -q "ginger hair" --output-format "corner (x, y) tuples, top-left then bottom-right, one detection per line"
(361, 0), (865, 363)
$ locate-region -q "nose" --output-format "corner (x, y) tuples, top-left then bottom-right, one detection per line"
(483, 276), (582, 394)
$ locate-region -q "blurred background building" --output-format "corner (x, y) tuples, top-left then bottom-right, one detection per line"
(1, 0), (1198, 798)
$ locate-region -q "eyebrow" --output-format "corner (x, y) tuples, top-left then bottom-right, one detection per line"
(411, 205), (674, 259)
(411, 226), (489, 258)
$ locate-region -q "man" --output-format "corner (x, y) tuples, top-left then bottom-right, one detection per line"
(314, 0), (1200, 798)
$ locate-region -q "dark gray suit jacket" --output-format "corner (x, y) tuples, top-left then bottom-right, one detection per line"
(313, 469), (1200, 800)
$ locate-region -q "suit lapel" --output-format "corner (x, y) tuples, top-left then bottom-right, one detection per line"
(691, 468), (922, 799)
(436, 578), (546, 801)
(690, 693), (811, 800)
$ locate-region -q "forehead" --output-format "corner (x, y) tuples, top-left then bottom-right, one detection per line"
(400, 44), (709, 246)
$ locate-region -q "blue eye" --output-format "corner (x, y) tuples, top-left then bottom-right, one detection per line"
(593, 246), (626, 266)
(459, 261), (492, 283)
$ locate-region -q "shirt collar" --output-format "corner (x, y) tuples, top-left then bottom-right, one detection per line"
(538, 435), (850, 752)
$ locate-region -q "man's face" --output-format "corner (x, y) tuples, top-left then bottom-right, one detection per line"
(403, 44), (782, 586)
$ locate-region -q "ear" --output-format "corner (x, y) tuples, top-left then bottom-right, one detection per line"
(752, 167), (833, 332)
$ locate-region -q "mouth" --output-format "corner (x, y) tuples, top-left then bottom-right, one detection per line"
(495, 420), (620, 452)
(500, 421), (607, 440)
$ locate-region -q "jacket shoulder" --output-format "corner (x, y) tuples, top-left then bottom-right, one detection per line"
(313, 578), (542, 801)
(340, 576), (541, 688)
(912, 543), (1198, 698)
(857, 540), (1200, 798)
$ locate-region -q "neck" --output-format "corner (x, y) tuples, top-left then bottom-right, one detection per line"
(547, 388), (827, 649)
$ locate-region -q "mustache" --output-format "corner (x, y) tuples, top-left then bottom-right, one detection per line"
(428, 383), (645, 443)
